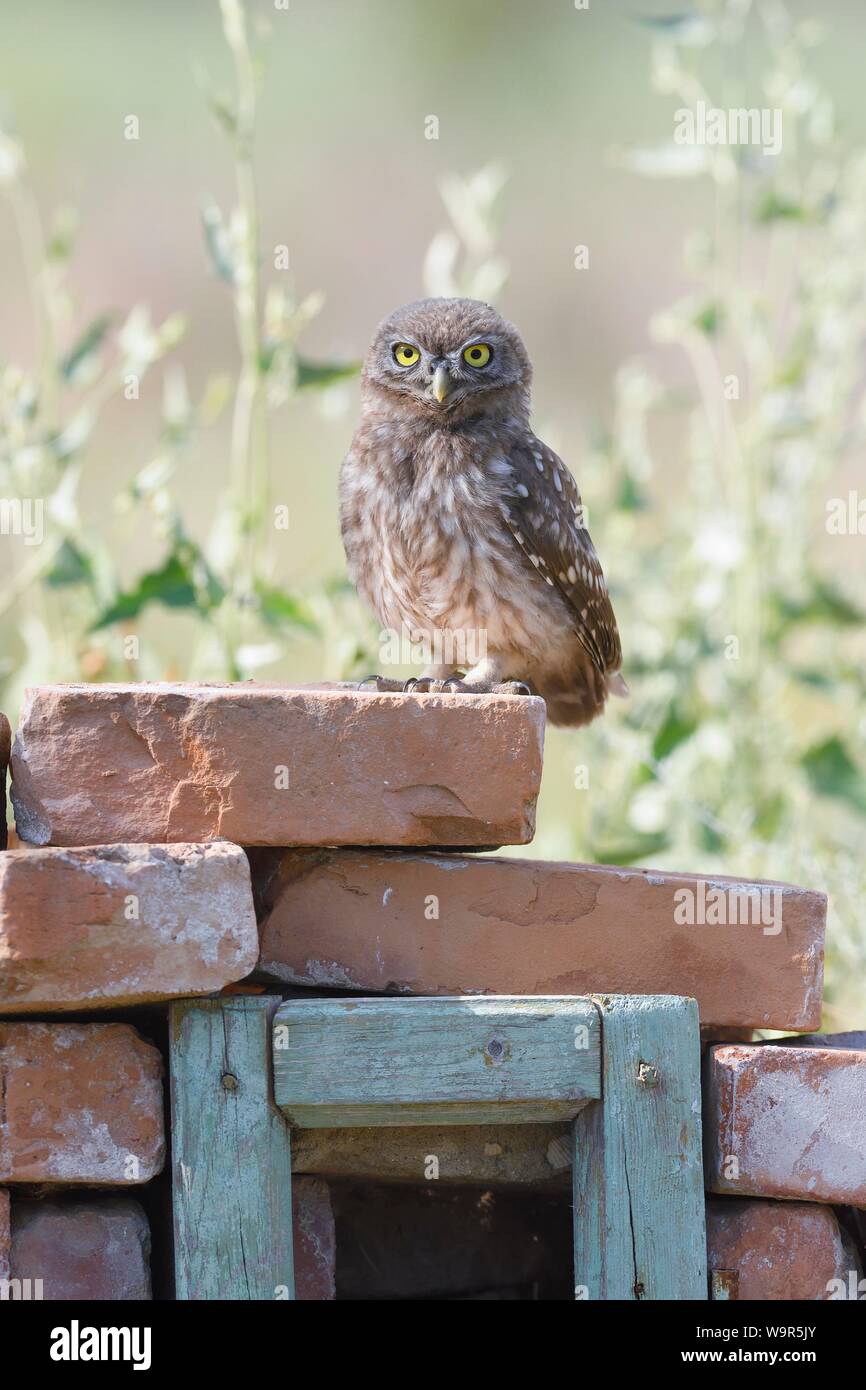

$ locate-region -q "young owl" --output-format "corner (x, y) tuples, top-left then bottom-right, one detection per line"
(340, 297), (626, 727)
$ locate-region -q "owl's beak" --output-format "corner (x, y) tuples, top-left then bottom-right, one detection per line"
(432, 363), (452, 404)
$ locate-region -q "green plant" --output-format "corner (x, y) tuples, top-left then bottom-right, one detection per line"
(0, 0), (357, 703)
(552, 0), (866, 1027)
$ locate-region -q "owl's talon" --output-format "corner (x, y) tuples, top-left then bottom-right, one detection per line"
(494, 680), (533, 697)
(357, 675), (407, 693)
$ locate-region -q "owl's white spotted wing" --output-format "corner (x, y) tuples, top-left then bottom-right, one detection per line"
(501, 435), (622, 675)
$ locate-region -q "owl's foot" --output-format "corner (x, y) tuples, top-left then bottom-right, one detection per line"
(356, 675), (533, 697)
(436, 677), (534, 697)
(356, 675), (442, 693)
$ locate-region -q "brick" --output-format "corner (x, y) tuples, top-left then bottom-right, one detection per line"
(292, 1123), (572, 1188)
(256, 850), (825, 1030)
(10, 1198), (151, 1299)
(1, 712), (10, 850)
(10, 683), (544, 849)
(0, 1189), (9, 1283)
(776, 1031), (866, 1051)
(707, 1198), (860, 1300)
(705, 1044), (866, 1206)
(0, 1023), (164, 1184)
(292, 1177), (335, 1301)
(0, 841), (258, 1012)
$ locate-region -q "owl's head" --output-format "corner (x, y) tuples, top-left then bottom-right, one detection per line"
(361, 297), (531, 424)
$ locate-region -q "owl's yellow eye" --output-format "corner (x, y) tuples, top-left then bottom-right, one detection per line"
(393, 343), (421, 367)
(463, 342), (492, 368)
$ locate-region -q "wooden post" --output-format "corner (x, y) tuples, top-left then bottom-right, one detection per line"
(572, 995), (707, 1301)
(169, 995), (295, 1300)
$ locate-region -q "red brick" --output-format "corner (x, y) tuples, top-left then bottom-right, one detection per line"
(256, 850), (825, 1030)
(10, 683), (544, 848)
(0, 841), (258, 1012)
(292, 1177), (335, 1301)
(705, 1044), (866, 1205)
(0, 1189), (9, 1283)
(0, 711), (10, 850)
(10, 1197), (151, 1299)
(707, 1198), (861, 1300)
(0, 1023), (164, 1184)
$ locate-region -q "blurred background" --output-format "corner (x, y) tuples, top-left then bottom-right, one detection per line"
(1, 0), (865, 1024)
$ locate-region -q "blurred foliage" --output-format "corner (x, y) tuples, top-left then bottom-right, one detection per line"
(0, 0), (356, 696)
(1, 0), (865, 1025)
(568, 0), (866, 1027)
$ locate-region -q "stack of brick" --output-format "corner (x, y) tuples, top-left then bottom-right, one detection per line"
(1, 681), (861, 1301)
(0, 681), (544, 1301)
(0, 835), (260, 1299)
(703, 1034), (866, 1299)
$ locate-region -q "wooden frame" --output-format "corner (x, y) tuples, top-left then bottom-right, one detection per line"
(169, 996), (294, 1300)
(170, 993), (707, 1301)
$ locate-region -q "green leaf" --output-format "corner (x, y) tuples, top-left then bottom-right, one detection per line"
(90, 543), (224, 631)
(756, 191), (808, 224)
(201, 204), (235, 284)
(255, 582), (318, 633)
(295, 357), (361, 390)
(791, 668), (833, 689)
(692, 301), (722, 336)
(589, 829), (670, 866)
(616, 471), (648, 512)
(206, 94), (237, 136)
(652, 704), (698, 761)
(699, 822), (726, 853)
(44, 539), (94, 589)
(801, 737), (866, 815)
(752, 792), (786, 840)
(60, 315), (113, 382)
(629, 13), (713, 43)
(775, 578), (865, 629)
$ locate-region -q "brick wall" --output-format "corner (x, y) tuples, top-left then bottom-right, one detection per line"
(1, 681), (862, 1302)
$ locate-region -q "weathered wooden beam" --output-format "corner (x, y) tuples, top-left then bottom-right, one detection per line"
(291, 1123), (573, 1187)
(169, 996), (295, 1300)
(274, 996), (600, 1128)
(572, 995), (707, 1301)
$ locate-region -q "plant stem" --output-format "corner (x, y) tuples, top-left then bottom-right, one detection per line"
(221, 0), (266, 663)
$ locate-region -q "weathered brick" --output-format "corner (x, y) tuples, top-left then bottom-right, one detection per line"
(0, 841), (258, 1012)
(707, 1199), (861, 1300)
(10, 1197), (151, 1299)
(256, 850), (825, 1030)
(292, 1123), (572, 1188)
(10, 683), (544, 849)
(292, 1177), (335, 1301)
(705, 1044), (866, 1206)
(0, 1023), (164, 1184)
(0, 1189), (9, 1283)
(776, 1030), (866, 1051)
(0, 712), (10, 851)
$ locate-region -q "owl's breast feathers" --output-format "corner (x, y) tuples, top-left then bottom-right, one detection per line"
(340, 422), (624, 722)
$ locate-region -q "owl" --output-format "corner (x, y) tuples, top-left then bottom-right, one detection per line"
(340, 297), (626, 727)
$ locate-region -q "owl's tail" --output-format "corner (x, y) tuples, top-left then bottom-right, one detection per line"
(540, 665), (629, 728)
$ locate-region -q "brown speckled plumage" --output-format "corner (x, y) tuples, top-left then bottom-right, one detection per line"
(340, 297), (624, 727)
